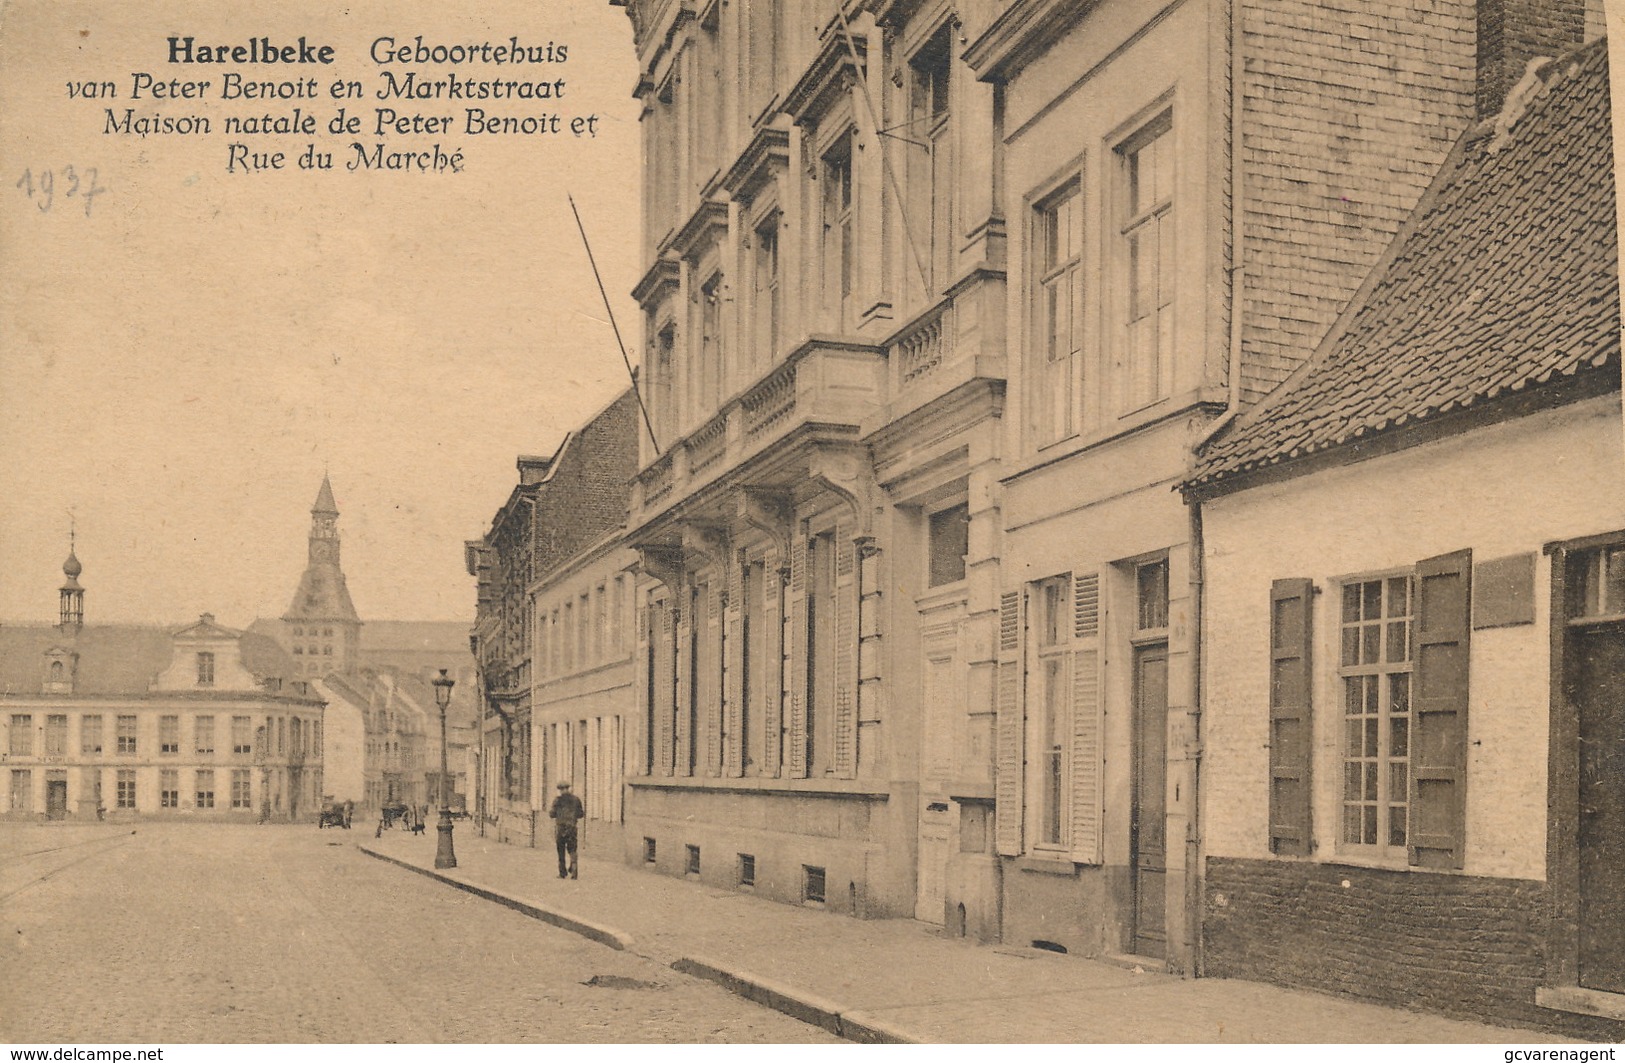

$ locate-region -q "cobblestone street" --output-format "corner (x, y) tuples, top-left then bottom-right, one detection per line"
(0, 823), (838, 1043)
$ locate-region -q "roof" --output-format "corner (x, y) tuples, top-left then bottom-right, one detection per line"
(0, 623), (302, 696)
(359, 621), (471, 653)
(0, 625), (174, 695)
(312, 474), (339, 516)
(1187, 40), (1619, 494)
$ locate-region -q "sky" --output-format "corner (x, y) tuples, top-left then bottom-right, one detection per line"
(0, 0), (643, 628)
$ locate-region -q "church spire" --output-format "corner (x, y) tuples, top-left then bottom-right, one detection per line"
(59, 523), (84, 632)
(283, 475), (362, 677)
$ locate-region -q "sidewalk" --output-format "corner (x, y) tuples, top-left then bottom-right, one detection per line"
(358, 828), (1562, 1044)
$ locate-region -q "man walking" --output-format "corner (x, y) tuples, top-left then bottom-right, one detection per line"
(549, 780), (585, 879)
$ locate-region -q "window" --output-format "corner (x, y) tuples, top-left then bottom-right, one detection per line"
(232, 716), (252, 755)
(1339, 575), (1414, 853)
(803, 864), (827, 905)
(686, 844), (701, 877)
(1035, 180), (1082, 443)
(821, 138), (855, 327)
(9, 715), (32, 756)
(1035, 576), (1071, 846)
(116, 769), (136, 809)
(49, 660), (64, 681)
(908, 25), (954, 298)
(643, 837), (657, 864)
(1137, 558), (1170, 632)
(116, 714), (137, 755)
(196, 651), (215, 686)
(594, 583), (607, 665)
(928, 504), (970, 587)
(1566, 544), (1625, 621)
(563, 601), (575, 673)
(10, 769), (31, 813)
(700, 270), (727, 414)
(81, 715), (102, 755)
(160, 769), (179, 808)
(231, 769), (252, 810)
(195, 715), (215, 755)
(806, 532), (837, 775)
(752, 215), (781, 364)
(159, 715), (179, 755)
(739, 852), (756, 888)
(44, 715), (66, 756)
(1117, 113), (1175, 413)
(195, 769), (215, 809)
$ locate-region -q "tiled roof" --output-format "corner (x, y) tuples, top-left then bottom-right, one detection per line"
(1188, 40), (1619, 492)
(0, 623), (302, 697)
(0, 625), (174, 695)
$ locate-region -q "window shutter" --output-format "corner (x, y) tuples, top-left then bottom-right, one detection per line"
(1269, 578), (1314, 856)
(1069, 572), (1104, 863)
(787, 535), (809, 778)
(706, 580), (723, 777)
(995, 589), (1026, 856)
(675, 599), (693, 775)
(655, 602), (675, 776)
(724, 560), (744, 777)
(834, 533), (857, 778)
(636, 603), (651, 775)
(763, 560), (785, 776)
(1411, 549), (1471, 870)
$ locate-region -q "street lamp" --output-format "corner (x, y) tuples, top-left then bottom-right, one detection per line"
(432, 668), (457, 869)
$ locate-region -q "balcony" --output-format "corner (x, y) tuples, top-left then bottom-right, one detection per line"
(631, 337), (886, 526)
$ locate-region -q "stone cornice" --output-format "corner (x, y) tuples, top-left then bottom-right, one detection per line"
(632, 255), (681, 308)
(783, 29), (868, 125)
(719, 125), (791, 202)
(963, 0), (1099, 83)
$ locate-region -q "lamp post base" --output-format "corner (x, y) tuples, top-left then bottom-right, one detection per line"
(434, 808), (457, 869)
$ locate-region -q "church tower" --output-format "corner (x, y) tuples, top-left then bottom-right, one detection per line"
(58, 536), (84, 632)
(282, 475), (362, 677)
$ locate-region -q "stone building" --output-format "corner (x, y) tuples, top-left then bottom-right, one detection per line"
(255, 477), (476, 811)
(1, 551), (323, 821)
(1184, 34), (1623, 1037)
(468, 388), (642, 854)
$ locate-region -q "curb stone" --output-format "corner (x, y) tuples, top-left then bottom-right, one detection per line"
(356, 844), (635, 951)
(357, 842), (918, 1043)
(672, 956), (918, 1044)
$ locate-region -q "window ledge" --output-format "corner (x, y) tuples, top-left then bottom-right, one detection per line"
(1536, 986), (1625, 1021)
(1013, 853), (1078, 876)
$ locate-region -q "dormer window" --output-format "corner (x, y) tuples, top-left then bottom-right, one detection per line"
(50, 661), (63, 680)
(197, 651), (215, 687)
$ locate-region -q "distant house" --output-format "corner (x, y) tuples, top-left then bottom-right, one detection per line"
(1, 550), (323, 821)
(1184, 39), (1623, 1036)
(251, 478), (477, 811)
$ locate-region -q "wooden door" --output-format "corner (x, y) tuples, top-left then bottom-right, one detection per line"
(1131, 645), (1168, 958)
(1575, 623), (1625, 993)
(46, 778), (67, 820)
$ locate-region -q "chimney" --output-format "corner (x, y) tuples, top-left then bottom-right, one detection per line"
(1477, 0), (1586, 118)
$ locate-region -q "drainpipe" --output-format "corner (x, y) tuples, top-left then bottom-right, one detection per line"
(1185, 0), (1248, 978)
(1194, 0), (1248, 455)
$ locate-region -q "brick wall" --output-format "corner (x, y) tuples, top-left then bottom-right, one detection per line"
(534, 388), (640, 578)
(1477, 0), (1586, 118)
(1205, 857), (1624, 1039)
(1238, 0), (1475, 402)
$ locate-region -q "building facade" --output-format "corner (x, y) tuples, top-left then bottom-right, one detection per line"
(1, 554), (323, 822)
(1186, 34), (1623, 1037)
(257, 478), (476, 811)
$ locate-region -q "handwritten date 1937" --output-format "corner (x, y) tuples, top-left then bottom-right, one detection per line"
(15, 166), (108, 217)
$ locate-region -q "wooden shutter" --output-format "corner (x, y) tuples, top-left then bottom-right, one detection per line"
(787, 534), (809, 778)
(635, 603), (651, 775)
(834, 532), (857, 778)
(1269, 578), (1314, 856)
(705, 580), (723, 777)
(995, 589), (1026, 856)
(1411, 549), (1471, 870)
(724, 558), (744, 777)
(1069, 572), (1104, 863)
(764, 559), (785, 776)
(675, 596), (693, 775)
(655, 602), (675, 776)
